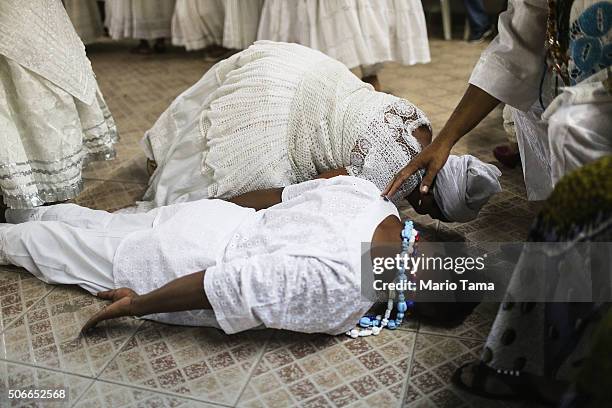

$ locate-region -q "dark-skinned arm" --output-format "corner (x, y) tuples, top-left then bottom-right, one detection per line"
(82, 271), (210, 332)
(227, 188), (283, 210)
(317, 168), (348, 179)
(383, 85), (500, 196)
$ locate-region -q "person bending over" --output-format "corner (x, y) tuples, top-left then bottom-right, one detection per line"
(141, 41), (500, 223)
(0, 176), (499, 334)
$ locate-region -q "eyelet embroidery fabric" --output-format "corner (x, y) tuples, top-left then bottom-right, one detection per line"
(202, 177), (393, 334)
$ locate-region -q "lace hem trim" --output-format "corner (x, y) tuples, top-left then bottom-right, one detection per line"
(1, 126), (118, 209)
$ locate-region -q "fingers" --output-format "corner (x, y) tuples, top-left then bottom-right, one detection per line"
(420, 159), (446, 194)
(96, 288), (136, 301)
(81, 297), (134, 334)
(81, 313), (102, 333)
(420, 165), (437, 194)
(81, 306), (115, 333)
(382, 162), (419, 197)
(96, 290), (116, 300)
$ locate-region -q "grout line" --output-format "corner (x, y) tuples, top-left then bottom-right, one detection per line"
(396, 325), (419, 334)
(2, 359), (97, 408)
(232, 331), (274, 407)
(397, 330), (419, 408)
(82, 177), (147, 185)
(69, 377), (96, 408)
(415, 330), (487, 343)
(0, 357), (97, 381)
(0, 285), (57, 335)
(91, 319), (145, 380)
(88, 321), (248, 407)
(0, 357), (236, 408)
(84, 377), (235, 408)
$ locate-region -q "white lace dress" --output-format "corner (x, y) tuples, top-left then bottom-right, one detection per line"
(172, 0), (263, 51)
(257, 0), (430, 70)
(142, 41), (429, 208)
(0, 0), (117, 208)
(105, 0), (175, 40)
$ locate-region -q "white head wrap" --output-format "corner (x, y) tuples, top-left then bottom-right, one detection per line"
(433, 155), (502, 223)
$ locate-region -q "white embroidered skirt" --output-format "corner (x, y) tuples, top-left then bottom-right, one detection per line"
(172, 0), (263, 51)
(105, 0), (175, 40)
(63, 0), (104, 45)
(222, 0), (264, 50)
(257, 0), (431, 69)
(0, 57), (118, 209)
(172, 0), (225, 50)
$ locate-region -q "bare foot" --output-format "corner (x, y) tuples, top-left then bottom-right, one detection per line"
(363, 75), (382, 91)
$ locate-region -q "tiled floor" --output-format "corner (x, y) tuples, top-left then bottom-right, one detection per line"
(0, 38), (543, 407)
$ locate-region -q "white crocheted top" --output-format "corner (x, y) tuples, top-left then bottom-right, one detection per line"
(199, 41), (429, 204)
(0, 0), (96, 104)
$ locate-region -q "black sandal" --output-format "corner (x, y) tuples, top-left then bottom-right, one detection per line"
(452, 361), (543, 403)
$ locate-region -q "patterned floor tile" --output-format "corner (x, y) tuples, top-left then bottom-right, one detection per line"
(98, 321), (271, 405)
(82, 140), (149, 184)
(237, 329), (416, 408)
(0, 361), (93, 407)
(418, 303), (499, 341)
(0, 285), (142, 376)
(73, 180), (146, 212)
(0, 267), (54, 332)
(74, 380), (220, 408)
(402, 333), (484, 408)
(402, 333), (546, 408)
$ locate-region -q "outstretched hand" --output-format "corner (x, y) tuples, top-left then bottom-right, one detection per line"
(81, 288), (139, 333)
(382, 139), (452, 198)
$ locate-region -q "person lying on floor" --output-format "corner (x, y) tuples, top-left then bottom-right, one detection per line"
(0, 174), (499, 335)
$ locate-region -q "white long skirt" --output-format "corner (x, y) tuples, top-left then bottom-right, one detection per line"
(222, 0), (264, 49)
(105, 0), (176, 40)
(172, 0), (263, 51)
(63, 0), (104, 45)
(0, 57), (118, 209)
(172, 0), (225, 50)
(257, 0), (430, 69)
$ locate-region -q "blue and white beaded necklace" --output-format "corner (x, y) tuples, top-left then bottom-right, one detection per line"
(347, 220), (418, 338)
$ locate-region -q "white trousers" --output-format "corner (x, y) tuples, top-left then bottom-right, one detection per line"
(1, 204), (157, 294)
(512, 79), (612, 201)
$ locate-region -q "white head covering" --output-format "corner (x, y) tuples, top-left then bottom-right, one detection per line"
(433, 155), (502, 223)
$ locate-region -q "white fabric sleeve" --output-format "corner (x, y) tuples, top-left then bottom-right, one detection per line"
(203, 253), (369, 335)
(469, 0), (549, 111)
(281, 176), (375, 203)
(280, 178), (330, 202)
